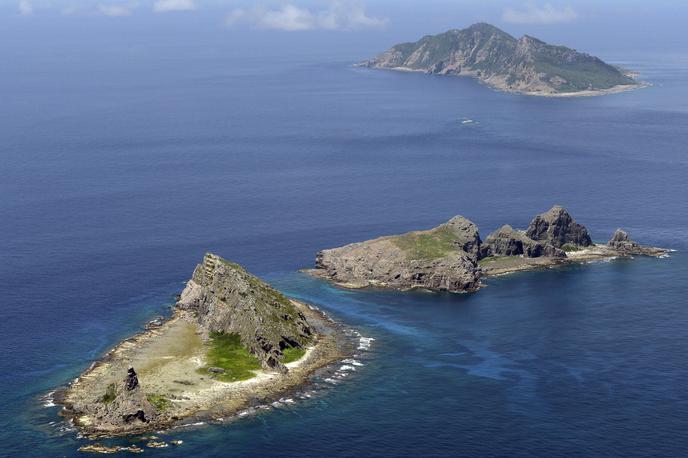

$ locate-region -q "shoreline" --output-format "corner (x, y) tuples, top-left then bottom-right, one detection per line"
(356, 64), (648, 97)
(478, 243), (630, 276)
(55, 299), (354, 439)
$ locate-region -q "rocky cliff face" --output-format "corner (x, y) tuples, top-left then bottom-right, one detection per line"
(178, 253), (313, 371)
(480, 225), (565, 258)
(526, 206), (593, 248)
(360, 23), (637, 95)
(314, 216), (483, 293)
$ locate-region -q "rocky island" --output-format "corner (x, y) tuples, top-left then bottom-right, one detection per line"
(57, 253), (351, 438)
(307, 206), (668, 293)
(359, 23), (642, 96)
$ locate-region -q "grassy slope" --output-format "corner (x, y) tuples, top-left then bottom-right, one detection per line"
(146, 394), (172, 412)
(200, 332), (262, 382)
(282, 347), (307, 364)
(200, 332), (307, 382)
(393, 226), (459, 261)
(534, 58), (633, 91)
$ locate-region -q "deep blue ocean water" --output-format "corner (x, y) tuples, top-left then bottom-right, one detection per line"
(2, 35), (688, 456)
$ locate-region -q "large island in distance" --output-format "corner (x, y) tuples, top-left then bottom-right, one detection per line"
(57, 254), (351, 441)
(359, 23), (643, 96)
(307, 206), (668, 293)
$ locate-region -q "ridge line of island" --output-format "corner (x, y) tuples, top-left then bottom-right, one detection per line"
(305, 205), (669, 293)
(358, 22), (647, 97)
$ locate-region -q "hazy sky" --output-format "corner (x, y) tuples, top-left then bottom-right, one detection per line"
(1, 1), (687, 59)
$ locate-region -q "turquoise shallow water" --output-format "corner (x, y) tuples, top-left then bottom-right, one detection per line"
(1, 33), (688, 456)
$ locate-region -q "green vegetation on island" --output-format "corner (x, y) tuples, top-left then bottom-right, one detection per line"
(199, 332), (262, 382)
(282, 346), (307, 364)
(393, 226), (461, 261)
(561, 243), (582, 252)
(101, 383), (117, 404)
(146, 394), (172, 412)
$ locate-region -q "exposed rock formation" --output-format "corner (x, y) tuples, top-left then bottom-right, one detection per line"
(314, 216), (482, 293)
(608, 229), (667, 256)
(79, 367), (156, 433)
(124, 368), (139, 391)
(444, 215), (482, 259)
(177, 253), (313, 372)
(480, 225), (565, 258)
(526, 206), (593, 248)
(360, 23), (639, 96)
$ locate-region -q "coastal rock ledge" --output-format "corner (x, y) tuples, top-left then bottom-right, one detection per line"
(307, 206), (669, 293)
(57, 254), (350, 438)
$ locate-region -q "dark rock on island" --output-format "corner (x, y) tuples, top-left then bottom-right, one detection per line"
(480, 224), (565, 259)
(359, 23), (641, 96)
(308, 206), (669, 293)
(525, 205), (593, 249)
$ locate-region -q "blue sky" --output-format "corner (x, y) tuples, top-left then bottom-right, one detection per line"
(1, 1), (687, 56)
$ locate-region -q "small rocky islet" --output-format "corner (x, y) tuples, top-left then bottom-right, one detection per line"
(307, 206), (668, 293)
(57, 253), (352, 439)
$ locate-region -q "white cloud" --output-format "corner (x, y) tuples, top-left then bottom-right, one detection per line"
(18, 0), (33, 16)
(153, 0), (196, 13)
(502, 2), (577, 24)
(226, 1), (386, 31)
(98, 4), (133, 17)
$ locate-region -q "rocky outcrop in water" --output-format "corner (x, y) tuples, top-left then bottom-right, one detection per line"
(177, 253), (313, 371)
(608, 229), (667, 256)
(360, 23), (639, 96)
(526, 206), (593, 248)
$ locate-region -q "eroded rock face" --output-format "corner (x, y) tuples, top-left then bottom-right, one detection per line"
(177, 253), (313, 371)
(480, 225), (565, 258)
(444, 215), (482, 260)
(526, 206), (593, 248)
